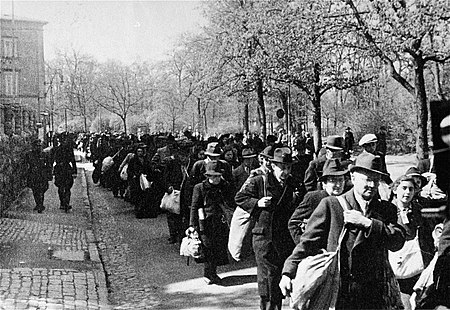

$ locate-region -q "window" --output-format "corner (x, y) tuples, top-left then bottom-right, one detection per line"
(2, 37), (17, 58)
(4, 71), (18, 96)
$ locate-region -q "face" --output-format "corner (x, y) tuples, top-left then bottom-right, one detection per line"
(207, 174), (221, 185)
(197, 150), (206, 160)
(412, 176), (423, 189)
(271, 162), (291, 182)
(326, 149), (343, 160)
(136, 148), (144, 157)
(224, 150), (234, 161)
(262, 157), (272, 170)
(364, 142), (377, 154)
(351, 171), (380, 201)
(322, 175), (345, 196)
(393, 180), (415, 204)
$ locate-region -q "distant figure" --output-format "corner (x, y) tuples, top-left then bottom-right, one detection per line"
(52, 134), (77, 211)
(343, 127), (355, 158)
(376, 126), (388, 156)
(24, 139), (52, 213)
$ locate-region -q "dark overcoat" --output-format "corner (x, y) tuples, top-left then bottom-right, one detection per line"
(235, 173), (296, 301)
(283, 189), (406, 309)
(288, 189), (329, 244)
(52, 144), (77, 189)
(190, 179), (234, 266)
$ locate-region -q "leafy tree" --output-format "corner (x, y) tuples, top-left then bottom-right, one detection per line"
(343, 0), (450, 159)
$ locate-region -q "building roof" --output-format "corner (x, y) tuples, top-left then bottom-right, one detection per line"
(1, 15), (47, 25)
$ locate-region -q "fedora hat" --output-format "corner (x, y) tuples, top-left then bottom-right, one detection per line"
(242, 148), (257, 159)
(271, 147), (293, 164)
(358, 134), (378, 146)
(349, 152), (390, 181)
(204, 160), (224, 176)
(318, 159), (348, 182)
(204, 142), (221, 157)
(325, 135), (344, 151)
(259, 146), (275, 159)
(405, 166), (427, 188)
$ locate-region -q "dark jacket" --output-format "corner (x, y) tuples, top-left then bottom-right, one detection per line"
(24, 149), (52, 190)
(235, 172), (296, 300)
(283, 189), (405, 309)
(288, 189), (329, 244)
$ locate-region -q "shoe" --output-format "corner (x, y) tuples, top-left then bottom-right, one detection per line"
(203, 274), (221, 285)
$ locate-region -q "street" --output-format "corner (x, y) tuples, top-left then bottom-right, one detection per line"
(0, 154), (417, 309)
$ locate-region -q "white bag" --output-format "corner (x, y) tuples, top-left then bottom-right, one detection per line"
(160, 190), (181, 214)
(228, 206), (255, 261)
(139, 174), (152, 190)
(101, 156), (114, 172)
(389, 235), (424, 279)
(120, 164), (128, 181)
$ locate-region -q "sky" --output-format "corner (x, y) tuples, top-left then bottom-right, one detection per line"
(1, 0), (207, 63)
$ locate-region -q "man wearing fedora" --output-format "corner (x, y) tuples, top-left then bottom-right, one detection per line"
(232, 147), (259, 193)
(235, 147), (297, 310)
(288, 158), (349, 244)
(190, 141), (233, 187)
(359, 133), (388, 174)
(280, 152), (405, 309)
(304, 135), (350, 192)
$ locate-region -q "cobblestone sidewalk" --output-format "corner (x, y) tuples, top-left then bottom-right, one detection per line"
(0, 167), (110, 310)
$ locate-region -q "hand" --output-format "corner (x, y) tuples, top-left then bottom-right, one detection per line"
(344, 210), (372, 229)
(279, 275), (292, 297)
(257, 196), (272, 208)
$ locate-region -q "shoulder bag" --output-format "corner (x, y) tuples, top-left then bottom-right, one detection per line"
(289, 195), (348, 310)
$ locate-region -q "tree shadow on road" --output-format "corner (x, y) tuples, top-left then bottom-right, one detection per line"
(219, 274), (257, 287)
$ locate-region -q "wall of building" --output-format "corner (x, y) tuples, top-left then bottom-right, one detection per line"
(0, 16), (46, 212)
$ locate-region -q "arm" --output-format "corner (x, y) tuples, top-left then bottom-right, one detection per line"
(283, 199), (332, 278)
(234, 176), (261, 213)
(189, 183), (203, 231)
(303, 161), (318, 192)
(288, 192), (314, 244)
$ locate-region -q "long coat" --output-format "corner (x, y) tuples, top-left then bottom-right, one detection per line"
(235, 173), (296, 302)
(52, 144), (77, 189)
(190, 179), (234, 266)
(283, 189), (406, 309)
(24, 149), (52, 191)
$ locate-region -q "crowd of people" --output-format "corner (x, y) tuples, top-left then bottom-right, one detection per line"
(26, 128), (449, 310)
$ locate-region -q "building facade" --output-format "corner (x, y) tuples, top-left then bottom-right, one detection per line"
(0, 15), (46, 136)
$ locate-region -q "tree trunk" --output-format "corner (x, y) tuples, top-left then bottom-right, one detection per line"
(312, 64), (322, 155)
(414, 57), (429, 160)
(197, 97), (202, 135)
(256, 78), (267, 142)
(122, 117), (127, 134)
(243, 100), (249, 133)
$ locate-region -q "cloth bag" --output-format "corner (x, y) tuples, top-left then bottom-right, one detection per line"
(389, 235), (424, 279)
(101, 156), (114, 172)
(139, 174), (152, 190)
(228, 174), (267, 261)
(160, 190), (181, 214)
(289, 195), (348, 310)
(228, 206), (255, 261)
(120, 163), (128, 181)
